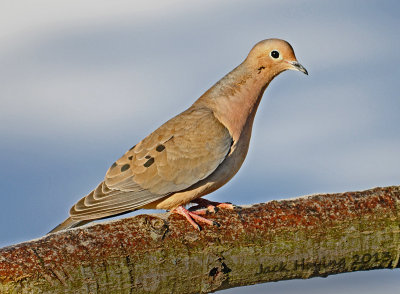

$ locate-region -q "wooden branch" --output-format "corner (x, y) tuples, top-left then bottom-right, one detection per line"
(1, 186), (400, 293)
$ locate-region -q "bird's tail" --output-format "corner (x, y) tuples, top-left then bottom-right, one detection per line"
(48, 217), (91, 234)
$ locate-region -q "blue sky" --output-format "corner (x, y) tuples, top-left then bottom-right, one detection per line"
(1, 0), (399, 292)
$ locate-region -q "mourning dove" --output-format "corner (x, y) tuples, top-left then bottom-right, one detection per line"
(49, 38), (307, 233)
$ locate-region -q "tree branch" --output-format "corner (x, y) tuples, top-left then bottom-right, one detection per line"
(1, 186), (400, 293)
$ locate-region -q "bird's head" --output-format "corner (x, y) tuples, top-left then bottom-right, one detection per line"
(246, 38), (308, 77)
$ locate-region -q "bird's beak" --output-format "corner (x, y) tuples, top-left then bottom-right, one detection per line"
(286, 60), (308, 75)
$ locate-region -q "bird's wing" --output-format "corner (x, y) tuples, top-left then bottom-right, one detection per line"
(70, 106), (233, 220)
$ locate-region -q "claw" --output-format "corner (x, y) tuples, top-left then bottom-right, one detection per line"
(213, 221), (221, 227)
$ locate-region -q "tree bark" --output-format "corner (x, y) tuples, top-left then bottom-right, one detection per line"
(1, 185), (399, 293)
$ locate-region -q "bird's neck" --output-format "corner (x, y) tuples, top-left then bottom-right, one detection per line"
(194, 62), (274, 141)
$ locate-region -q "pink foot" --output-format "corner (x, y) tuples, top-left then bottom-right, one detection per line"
(190, 198), (236, 214)
(172, 206), (220, 231)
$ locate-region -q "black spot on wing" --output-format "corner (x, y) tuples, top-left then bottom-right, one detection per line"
(128, 156), (133, 160)
(129, 145), (136, 151)
(156, 144), (165, 152)
(144, 157), (154, 168)
(121, 164), (130, 172)
(110, 162), (117, 169)
(145, 155), (151, 159)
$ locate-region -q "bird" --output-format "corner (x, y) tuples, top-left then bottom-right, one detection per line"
(49, 38), (308, 233)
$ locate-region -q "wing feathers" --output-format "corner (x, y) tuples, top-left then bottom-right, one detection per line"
(69, 106), (232, 221)
(71, 182), (168, 220)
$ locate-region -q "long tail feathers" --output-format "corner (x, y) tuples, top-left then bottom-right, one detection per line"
(48, 217), (91, 234)
(48, 207), (140, 234)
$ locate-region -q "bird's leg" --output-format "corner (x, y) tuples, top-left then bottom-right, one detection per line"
(172, 206), (219, 231)
(190, 198), (236, 215)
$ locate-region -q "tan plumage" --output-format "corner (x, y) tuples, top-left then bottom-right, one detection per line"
(49, 38), (307, 233)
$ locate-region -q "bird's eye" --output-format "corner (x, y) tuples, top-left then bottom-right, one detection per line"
(270, 50), (280, 59)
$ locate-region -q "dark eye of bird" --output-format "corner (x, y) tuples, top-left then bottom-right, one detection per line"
(270, 50), (279, 59)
